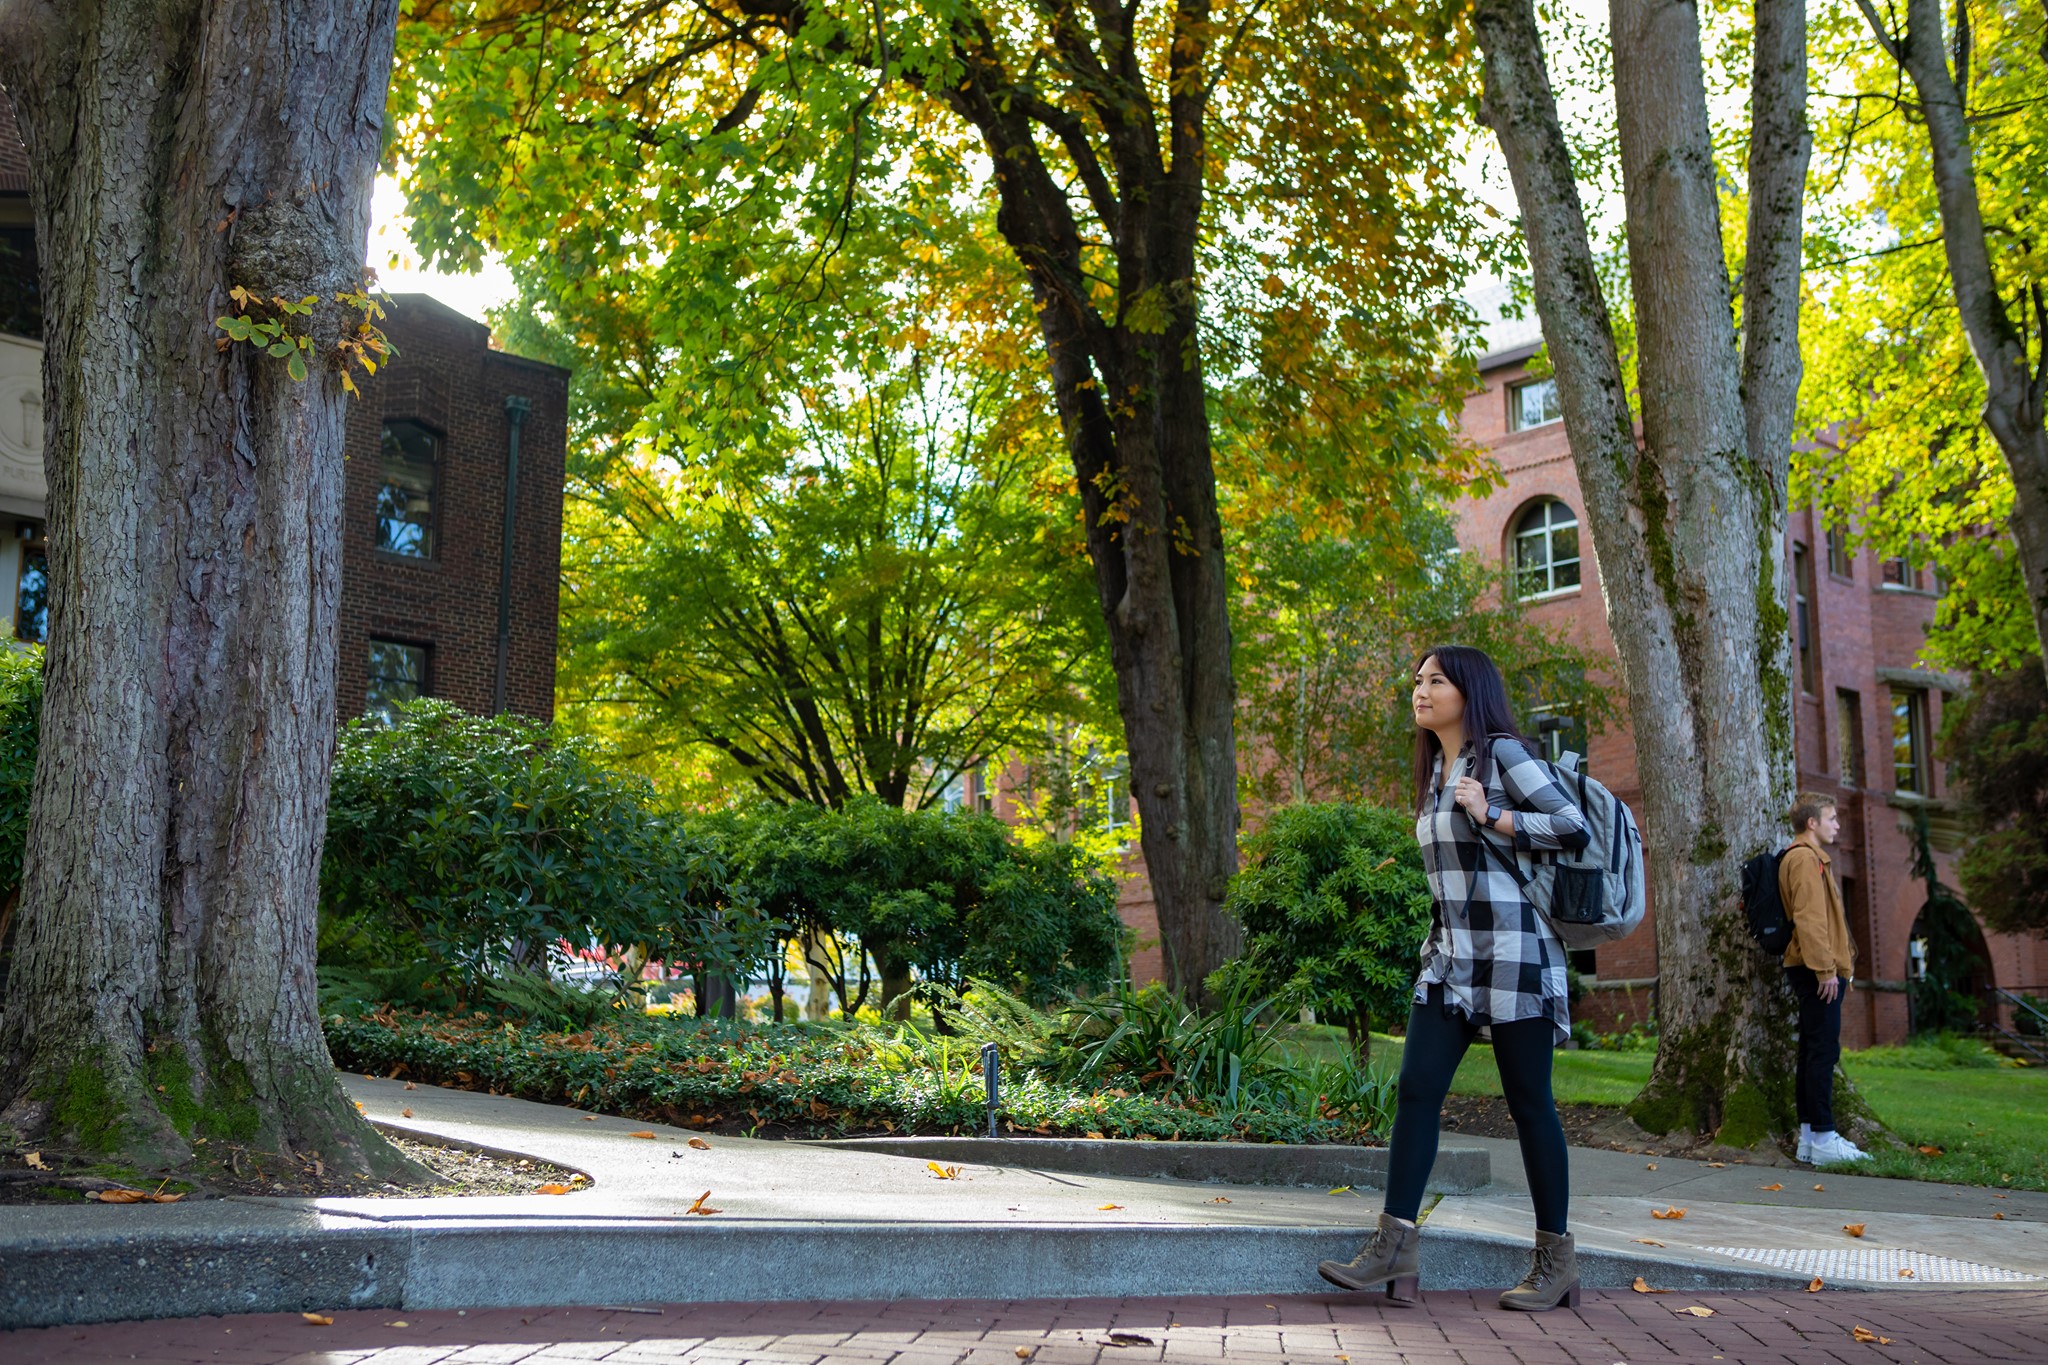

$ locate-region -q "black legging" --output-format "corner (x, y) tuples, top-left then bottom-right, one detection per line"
(1382, 983), (1570, 1235)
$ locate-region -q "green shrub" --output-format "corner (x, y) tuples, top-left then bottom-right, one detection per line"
(321, 700), (763, 1000)
(1216, 803), (1434, 1062)
(0, 646), (39, 980)
(702, 798), (1126, 1015)
(1849, 1032), (2005, 1070)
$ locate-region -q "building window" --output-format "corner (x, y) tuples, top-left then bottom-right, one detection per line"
(14, 521), (46, 644)
(1825, 525), (1853, 580)
(366, 639), (428, 725)
(0, 226), (40, 340)
(1512, 498), (1581, 599)
(1881, 555), (1917, 590)
(1891, 686), (1929, 795)
(1836, 688), (1864, 786)
(376, 420), (439, 558)
(1792, 544), (1817, 694)
(1508, 376), (1562, 431)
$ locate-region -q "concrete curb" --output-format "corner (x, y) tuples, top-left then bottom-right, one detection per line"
(0, 1214), (1832, 1329)
(805, 1137), (1489, 1193)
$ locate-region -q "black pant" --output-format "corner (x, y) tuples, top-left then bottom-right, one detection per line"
(1382, 983), (1570, 1235)
(1786, 966), (1842, 1132)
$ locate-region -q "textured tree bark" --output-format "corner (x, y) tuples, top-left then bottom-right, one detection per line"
(1475, 0), (1807, 1143)
(0, 0), (415, 1178)
(941, 9), (1242, 1002)
(1856, 0), (2048, 685)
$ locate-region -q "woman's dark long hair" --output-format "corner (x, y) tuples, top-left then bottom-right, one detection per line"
(1411, 645), (1528, 813)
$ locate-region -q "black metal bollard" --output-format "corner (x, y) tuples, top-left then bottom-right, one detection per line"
(981, 1042), (1000, 1138)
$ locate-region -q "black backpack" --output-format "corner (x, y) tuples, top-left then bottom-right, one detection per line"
(1741, 849), (1794, 954)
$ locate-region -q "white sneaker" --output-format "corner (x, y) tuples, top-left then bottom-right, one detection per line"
(1809, 1132), (1871, 1165)
(1796, 1132), (1812, 1164)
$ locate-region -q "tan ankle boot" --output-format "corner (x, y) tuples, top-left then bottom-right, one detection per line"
(1317, 1212), (1421, 1302)
(1498, 1229), (1579, 1311)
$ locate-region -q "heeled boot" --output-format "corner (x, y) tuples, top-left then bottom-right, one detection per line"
(1498, 1229), (1580, 1311)
(1316, 1212), (1421, 1302)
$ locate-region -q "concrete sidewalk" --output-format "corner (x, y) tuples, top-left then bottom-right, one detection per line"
(1, 1072), (2036, 1331)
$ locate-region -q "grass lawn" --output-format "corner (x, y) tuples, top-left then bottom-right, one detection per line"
(1283, 1024), (2045, 1190)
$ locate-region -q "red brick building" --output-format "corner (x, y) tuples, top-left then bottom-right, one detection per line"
(1458, 300), (2048, 1046)
(338, 295), (567, 724)
(0, 96), (566, 724)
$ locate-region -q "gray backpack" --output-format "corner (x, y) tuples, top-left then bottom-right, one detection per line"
(1477, 744), (1647, 949)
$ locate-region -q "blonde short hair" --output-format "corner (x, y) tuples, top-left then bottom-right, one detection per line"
(1787, 791), (1836, 835)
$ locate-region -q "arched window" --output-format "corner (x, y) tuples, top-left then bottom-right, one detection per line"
(1512, 498), (1581, 599)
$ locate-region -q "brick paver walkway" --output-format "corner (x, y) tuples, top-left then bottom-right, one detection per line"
(6, 1290), (2042, 1365)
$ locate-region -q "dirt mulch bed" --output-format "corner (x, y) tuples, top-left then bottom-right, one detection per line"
(0, 1132), (586, 1204)
(1438, 1094), (1800, 1166)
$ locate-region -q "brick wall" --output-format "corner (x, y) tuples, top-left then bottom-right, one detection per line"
(336, 295), (567, 723)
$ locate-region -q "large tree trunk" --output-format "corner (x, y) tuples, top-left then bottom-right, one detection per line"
(1475, 0), (1806, 1143)
(0, 0), (414, 1180)
(1855, 0), (2048, 685)
(945, 9), (1242, 1001)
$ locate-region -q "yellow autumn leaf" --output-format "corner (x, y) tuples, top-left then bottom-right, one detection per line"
(927, 1161), (963, 1180)
(687, 1190), (721, 1215)
(688, 1137), (711, 1150)
(93, 1189), (148, 1203)
(1677, 1306), (1715, 1318)
(1850, 1326), (1892, 1344)
(302, 1313), (334, 1326)
(1760, 1183), (1783, 1191)
(1097, 1203), (1125, 1210)
(24, 1152), (48, 1171)
(1843, 1223), (1866, 1237)
(627, 1131), (657, 1139)
(1631, 1277), (1670, 1294)
(1807, 1278), (1824, 1292)
(1651, 1206), (1687, 1219)
(536, 1183), (571, 1195)
(401, 1108), (413, 1118)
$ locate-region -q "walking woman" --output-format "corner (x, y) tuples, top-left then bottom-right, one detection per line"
(1318, 645), (1591, 1311)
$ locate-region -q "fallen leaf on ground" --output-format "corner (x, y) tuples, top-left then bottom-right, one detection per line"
(149, 1192), (184, 1203)
(1014, 1349), (1033, 1359)
(1995, 1193), (2008, 1198)
(927, 1162), (963, 1180)
(1898, 1268), (1914, 1278)
(536, 1184), (571, 1195)
(92, 1190), (147, 1203)
(24, 1152), (47, 1170)
(627, 1131), (657, 1139)
(570, 1173), (589, 1183)
(1843, 1223), (1866, 1238)
(354, 1101), (365, 1113)
(1760, 1183), (1783, 1191)
(1631, 1277), (1670, 1294)
(1097, 1203), (1125, 1210)
(686, 1190), (721, 1215)
(1807, 1278), (1824, 1293)
(1703, 1162), (1728, 1168)
(1085, 1131), (1106, 1140)
(1100, 1333), (1153, 1347)
(688, 1137), (711, 1150)
(1995, 1212), (2006, 1220)
(401, 1108), (413, 1118)
(1645, 1162), (1657, 1170)
(1918, 1145), (1943, 1156)
(1206, 1196), (1232, 1204)
(386, 1321), (409, 1328)
(1676, 1306), (1715, 1318)
(1630, 1238), (1664, 1247)
(1651, 1206), (1687, 1219)
(581, 1116), (597, 1122)
(404, 1081), (417, 1090)
(1850, 1326), (1892, 1345)
(1813, 1184), (1825, 1191)
(302, 1313), (333, 1326)
(1328, 1186), (1351, 1195)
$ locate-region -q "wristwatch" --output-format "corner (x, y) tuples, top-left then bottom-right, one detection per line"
(1484, 804), (1503, 828)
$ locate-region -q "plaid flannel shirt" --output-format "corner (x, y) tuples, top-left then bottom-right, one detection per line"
(1413, 736), (1591, 1044)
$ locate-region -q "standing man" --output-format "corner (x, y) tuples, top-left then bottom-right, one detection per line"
(1780, 793), (1869, 1165)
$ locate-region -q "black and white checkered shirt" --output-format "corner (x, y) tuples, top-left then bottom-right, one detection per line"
(1413, 736), (1591, 1044)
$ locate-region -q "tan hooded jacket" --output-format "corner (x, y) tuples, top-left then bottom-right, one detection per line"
(1779, 841), (1858, 981)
